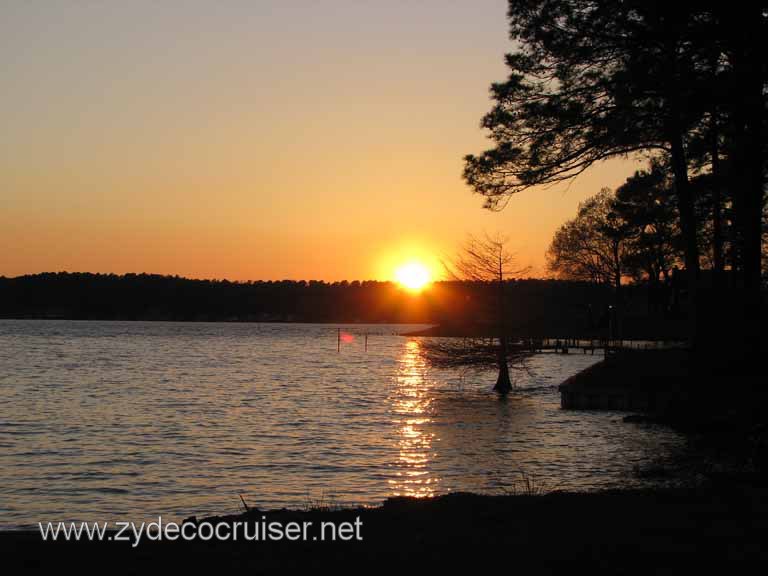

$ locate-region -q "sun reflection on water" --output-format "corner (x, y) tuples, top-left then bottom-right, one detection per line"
(388, 339), (437, 498)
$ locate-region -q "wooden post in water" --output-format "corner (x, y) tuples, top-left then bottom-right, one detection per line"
(337, 327), (341, 353)
(365, 333), (368, 352)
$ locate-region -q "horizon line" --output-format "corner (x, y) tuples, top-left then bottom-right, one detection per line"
(2, 270), (553, 285)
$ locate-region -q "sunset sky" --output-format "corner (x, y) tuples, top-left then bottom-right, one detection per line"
(1, 0), (642, 281)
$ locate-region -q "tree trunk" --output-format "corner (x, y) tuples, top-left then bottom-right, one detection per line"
(729, 6), (764, 375)
(741, 17), (764, 363)
(664, 32), (700, 284)
(669, 130), (700, 347)
(670, 134), (700, 279)
(494, 350), (512, 393)
(494, 263), (512, 393)
(710, 112), (724, 280)
(612, 239), (622, 338)
(662, 26), (701, 348)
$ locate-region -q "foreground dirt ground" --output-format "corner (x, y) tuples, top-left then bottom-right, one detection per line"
(3, 485), (767, 574)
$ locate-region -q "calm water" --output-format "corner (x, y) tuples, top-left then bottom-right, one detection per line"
(0, 320), (686, 528)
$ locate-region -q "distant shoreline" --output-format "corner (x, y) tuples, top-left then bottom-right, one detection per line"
(0, 272), (644, 335)
(0, 316), (435, 327)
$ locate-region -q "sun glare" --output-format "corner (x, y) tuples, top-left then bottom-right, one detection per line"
(394, 262), (431, 292)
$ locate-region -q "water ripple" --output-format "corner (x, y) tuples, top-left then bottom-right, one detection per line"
(0, 320), (687, 528)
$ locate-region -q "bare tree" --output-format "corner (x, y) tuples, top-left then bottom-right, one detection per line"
(439, 234), (530, 393)
(547, 189), (629, 291)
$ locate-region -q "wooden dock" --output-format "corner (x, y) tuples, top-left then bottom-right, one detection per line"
(520, 337), (681, 356)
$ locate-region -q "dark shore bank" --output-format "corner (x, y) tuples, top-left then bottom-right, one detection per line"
(557, 346), (768, 443)
(559, 349), (691, 413)
(4, 485), (767, 574)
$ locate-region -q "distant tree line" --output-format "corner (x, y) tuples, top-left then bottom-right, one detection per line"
(0, 273), (429, 324)
(0, 272), (678, 336)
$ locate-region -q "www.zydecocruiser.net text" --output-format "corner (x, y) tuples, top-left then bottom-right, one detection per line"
(38, 516), (364, 547)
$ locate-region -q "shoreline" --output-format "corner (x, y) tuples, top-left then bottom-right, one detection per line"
(3, 484), (766, 572)
(559, 348), (691, 413)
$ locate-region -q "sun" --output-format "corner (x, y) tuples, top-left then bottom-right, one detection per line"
(394, 261), (431, 292)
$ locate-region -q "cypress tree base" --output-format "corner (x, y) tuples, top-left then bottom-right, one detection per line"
(494, 361), (512, 394)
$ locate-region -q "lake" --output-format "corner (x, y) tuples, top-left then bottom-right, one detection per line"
(0, 320), (687, 528)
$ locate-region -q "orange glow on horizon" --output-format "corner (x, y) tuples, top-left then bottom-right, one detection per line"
(0, 3), (647, 282)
